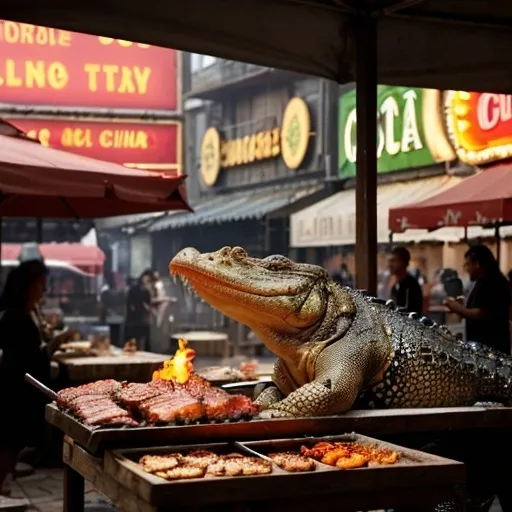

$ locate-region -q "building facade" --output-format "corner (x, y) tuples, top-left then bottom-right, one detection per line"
(149, 54), (335, 272)
(144, 54), (338, 330)
(0, 20), (182, 282)
(290, 86), (512, 285)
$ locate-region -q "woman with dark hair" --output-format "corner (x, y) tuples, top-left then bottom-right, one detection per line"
(0, 260), (74, 495)
(444, 244), (511, 354)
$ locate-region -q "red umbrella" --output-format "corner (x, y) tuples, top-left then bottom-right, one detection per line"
(389, 164), (512, 233)
(0, 120), (190, 218)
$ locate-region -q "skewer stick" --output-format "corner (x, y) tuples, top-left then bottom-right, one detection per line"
(233, 441), (274, 463)
(24, 373), (58, 401)
(221, 376), (273, 390)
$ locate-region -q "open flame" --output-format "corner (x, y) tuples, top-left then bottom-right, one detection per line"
(152, 339), (196, 384)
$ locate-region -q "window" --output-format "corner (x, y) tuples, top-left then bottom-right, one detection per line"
(190, 53), (218, 72)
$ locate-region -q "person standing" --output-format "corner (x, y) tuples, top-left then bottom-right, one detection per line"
(388, 246), (424, 315)
(0, 261), (74, 495)
(124, 269), (154, 351)
(444, 245), (511, 354)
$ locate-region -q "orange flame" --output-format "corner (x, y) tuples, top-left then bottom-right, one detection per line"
(152, 339), (196, 384)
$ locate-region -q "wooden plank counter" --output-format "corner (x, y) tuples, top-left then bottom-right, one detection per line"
(46, 404), (512, 455)
(53, 350), (169, 383)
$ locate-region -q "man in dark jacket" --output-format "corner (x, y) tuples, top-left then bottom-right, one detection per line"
(388, 246), (423, 315)
(445, 244), (511, 354)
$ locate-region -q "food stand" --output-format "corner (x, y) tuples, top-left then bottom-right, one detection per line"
(49, 405), (474, 512)
(40, 341), (512, 512)
(61, 435), (463, 512)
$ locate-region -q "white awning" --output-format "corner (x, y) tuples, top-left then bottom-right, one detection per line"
(395, 224), (512, 243)
(290, 175), (462, 248)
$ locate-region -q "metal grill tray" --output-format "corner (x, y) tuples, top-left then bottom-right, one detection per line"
(46, 403), (512, 455)
(102, 434), (465, 508)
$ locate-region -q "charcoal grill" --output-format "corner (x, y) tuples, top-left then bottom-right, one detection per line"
(46, 403), (512, 455)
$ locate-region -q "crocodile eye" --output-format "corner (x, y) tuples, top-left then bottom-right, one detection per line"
(263, 254), (293, 271)
(231, 247), (248, 259)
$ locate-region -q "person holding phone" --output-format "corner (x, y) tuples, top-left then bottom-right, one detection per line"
(444, 245), (511, 354)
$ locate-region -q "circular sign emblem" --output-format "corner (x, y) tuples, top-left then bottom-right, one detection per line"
(280, 97), (311, 170)
(200, 127), (222, 186)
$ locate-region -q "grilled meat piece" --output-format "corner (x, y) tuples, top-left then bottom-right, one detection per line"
(138, 449), (271, 481)
(183, 377), (260, 419)
(219, 394), (261, 418)
(181, 374), (212, 394)
(60, 387), (136, 426)
(56, 376), (260, 427)
(181, 450), (219, 469)
(139, 454), (182, 473)
(57, 379), (122, 408)
(66, 394), (111, 412)
(300, 442), (336, 460)
(207, 455), (272, 477)
(138, 389), (206, 423)
(148, 379), (176, 393)
(156, 466), (206, 480)
(116, 383), (163, 408)
(268, 452), (316, 472)
(83, 407), (136, 426)
(73, 398), (118, 417)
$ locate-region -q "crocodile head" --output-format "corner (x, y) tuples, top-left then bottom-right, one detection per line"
(169, 247), (356, 357)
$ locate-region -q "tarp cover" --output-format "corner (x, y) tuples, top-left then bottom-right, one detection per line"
(2, 0), (512, 93)
(389, 164), (512, 232)
(0, 129), (190, 218)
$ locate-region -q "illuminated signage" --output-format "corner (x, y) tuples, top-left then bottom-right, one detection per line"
(9, 118), (182, 171)
(445, 91), (512, 165)
(0, 21), (178, 110)
(339, 86), (456, 177)
(200, 97), (311, 187)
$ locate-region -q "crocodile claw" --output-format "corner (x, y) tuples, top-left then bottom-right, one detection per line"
(258, 408), (294, 419)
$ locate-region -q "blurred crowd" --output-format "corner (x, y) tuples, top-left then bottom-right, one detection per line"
(330, 244), (512, 355)
(99, 268), (173, 352)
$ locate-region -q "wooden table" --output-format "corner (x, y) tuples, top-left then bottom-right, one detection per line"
(61, 434), (465, 512)
(171, 331), (230, 358)
(53, 349), (169, 383)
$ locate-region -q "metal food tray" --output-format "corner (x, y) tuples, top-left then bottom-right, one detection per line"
(46, 403), (512, 456)
(102, 434), (465, 508)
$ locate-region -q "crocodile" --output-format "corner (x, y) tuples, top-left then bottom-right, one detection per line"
(169, 246), (512, 419)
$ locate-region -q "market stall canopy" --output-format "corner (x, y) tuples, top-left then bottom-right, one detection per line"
(0, 122), (190, 217)
(2, 1), (512, 93)
(2, 243), (105, 274)
(388, 164), (512, 232)
(290, 175), (461, 248)
(1, 258), (103, 277)
(39, 243), (105, 271)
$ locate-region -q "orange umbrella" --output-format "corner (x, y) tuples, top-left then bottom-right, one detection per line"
(0, 120), (190, 218)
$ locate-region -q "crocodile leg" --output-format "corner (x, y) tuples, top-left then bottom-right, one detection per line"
(254, 357), (297, 408)
(259, 324), (392, 418)
(254, 386), (283, 408)
(259, 378), (340, 418)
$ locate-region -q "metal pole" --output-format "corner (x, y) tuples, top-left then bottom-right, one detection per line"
(495, 225), (501, 266)
(36, 218), (43, 243)
(325, 78), (340, 184)
(354, 12), (378, 294)
(0, 217), (3, 276)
